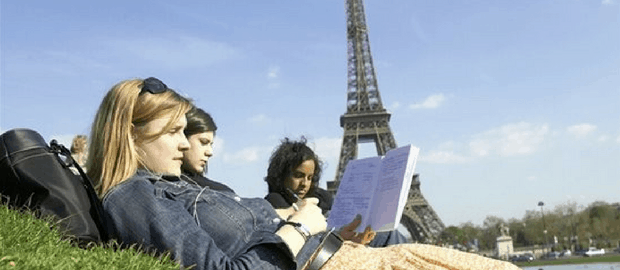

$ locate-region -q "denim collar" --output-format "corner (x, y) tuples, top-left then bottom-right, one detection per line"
(103, 170), (185, 201)
(135, 169), (185, 182)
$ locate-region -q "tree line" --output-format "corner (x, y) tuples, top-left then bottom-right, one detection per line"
(439, 200), (620, 252)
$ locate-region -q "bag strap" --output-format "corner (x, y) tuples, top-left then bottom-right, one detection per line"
(50, 139), (109, 242)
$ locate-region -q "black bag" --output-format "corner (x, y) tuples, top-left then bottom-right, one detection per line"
(0, 128), (108, 244)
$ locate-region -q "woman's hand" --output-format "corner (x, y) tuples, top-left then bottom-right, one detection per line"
(337, 214), (376, 245)
(286, 197), (326, 235)
(277, 198), (326, 256)
(274, 206), (296, 220)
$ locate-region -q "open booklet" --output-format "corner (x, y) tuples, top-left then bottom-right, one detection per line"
(327, 144), (420, 232)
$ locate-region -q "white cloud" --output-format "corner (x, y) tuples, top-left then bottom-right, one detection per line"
(248, 114), (270, 124)
(267, 65), (281, 89)
(213, 136), (225, 155)
(469, 122), (549, 157)
(268, 66), (280, 79)
(312, 137), (342, 160)
(437, 140), (462, 151)
(420, 140), (470, 163)
(421, 123), (548, 164)
(602, 0), (614, 5)
(469, 141), (490, 157)
(409, 93), (446, 109)
(598, 135), (609, 142)
(566, 123), (597, 138)
(307, 137), (342, 175)
(617, 135), (620, 143)
(223, 146), (262, 164)
(389, 102), (401, 111)
(109, 36), (239, 69)
(420, 150), (469, 164)
(527, 176), (537, 182)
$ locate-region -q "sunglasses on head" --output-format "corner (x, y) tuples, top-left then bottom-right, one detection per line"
(141, 77), (168, 94)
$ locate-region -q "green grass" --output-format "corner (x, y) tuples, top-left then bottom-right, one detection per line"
(512, 254), (620, 267)
(0, 204), (182, 269)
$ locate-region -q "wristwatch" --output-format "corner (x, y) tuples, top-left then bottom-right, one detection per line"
(285, 221), (311, 241)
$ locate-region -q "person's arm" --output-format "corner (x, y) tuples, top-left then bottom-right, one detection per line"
(266, 191), (373, 245)
(310, 188), (375, 244)
(309, 188), (333, 216)
(275, 197), (326, 255)
(265, 193), (297, 219)
(104, 179), (295, 270)
(274, 207), (296, 220)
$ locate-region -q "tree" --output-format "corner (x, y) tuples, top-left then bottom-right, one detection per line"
(480, 216), (505, 250)
(440, 226), (462, 245)
(453, 200), (620, 252)
(551, 201), (580, 249)
(508, 218), (530, 247)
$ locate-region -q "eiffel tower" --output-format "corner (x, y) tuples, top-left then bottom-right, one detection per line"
(326, 0), (445, 242)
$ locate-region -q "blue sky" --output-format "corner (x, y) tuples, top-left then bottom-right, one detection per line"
(1, 0), (619, 227)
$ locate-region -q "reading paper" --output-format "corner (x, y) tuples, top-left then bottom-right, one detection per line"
(327, 144), (420, 232)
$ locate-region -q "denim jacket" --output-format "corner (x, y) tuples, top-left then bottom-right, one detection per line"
(103, 170), (321, 270)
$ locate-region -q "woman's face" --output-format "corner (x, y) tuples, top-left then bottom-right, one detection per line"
(135, 114), (189, 176)
(284, 159), (315, 199)
(182, 131), (214, 174)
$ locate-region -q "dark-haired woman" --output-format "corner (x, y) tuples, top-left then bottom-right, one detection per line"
(181, 106), (234, 193)
(264, 137), (407, 247)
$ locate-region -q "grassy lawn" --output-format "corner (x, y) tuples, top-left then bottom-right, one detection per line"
(6, 200), (617, 270)
(0, 204), (182, 269)
(512, 254), (620, 267)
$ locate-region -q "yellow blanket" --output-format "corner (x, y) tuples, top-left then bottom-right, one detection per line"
(323, 242), (520, 270)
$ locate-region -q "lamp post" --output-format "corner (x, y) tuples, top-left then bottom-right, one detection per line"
(538, 201), (548, 256)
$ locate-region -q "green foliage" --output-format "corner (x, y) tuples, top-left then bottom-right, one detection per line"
(589, 202), (611, 220)
(441, 226), (466, 244)
(440, 200), (620, 251)
(0, 204), (182, 269)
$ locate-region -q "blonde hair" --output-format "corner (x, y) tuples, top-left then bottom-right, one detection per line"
(71, 135), (89, 167)
(86, 78), (192, 196)
(70, 135), (88, 154)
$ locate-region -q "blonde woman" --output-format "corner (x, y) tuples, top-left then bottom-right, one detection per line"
(70, 134), (88, 167)
(87, 77), (520, 270)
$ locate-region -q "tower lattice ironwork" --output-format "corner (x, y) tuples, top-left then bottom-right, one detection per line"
(326, 0), (445, 242)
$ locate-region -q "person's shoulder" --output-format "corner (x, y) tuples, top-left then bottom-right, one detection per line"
(313, 187), (331, 196)
(310, 187), (333, 213)
(104, 172), (156, 200)
(183, 172), (236, 193)
(312, 188), (333, 201)
(205, 178), (236, 193)
(264, 192), (279, 201)
(265, 192), (290, 209)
